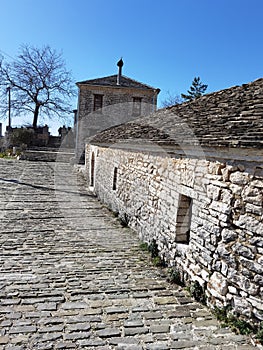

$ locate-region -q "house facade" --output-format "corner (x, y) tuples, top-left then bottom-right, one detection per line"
(84, 78), (263, 324)
(75, 60), (160, 161)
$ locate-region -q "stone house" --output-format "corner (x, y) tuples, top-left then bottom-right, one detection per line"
(75, 59), (160, 161)
(84, 78), (263, 324)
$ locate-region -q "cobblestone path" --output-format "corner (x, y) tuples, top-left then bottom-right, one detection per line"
(0, 159), (257, 349)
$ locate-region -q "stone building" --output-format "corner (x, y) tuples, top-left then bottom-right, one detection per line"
(75, 59), (160, 161)
(84, 78), (263, 324)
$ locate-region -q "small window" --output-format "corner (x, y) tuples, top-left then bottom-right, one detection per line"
(93, 94), (103, 112)
(133, 97), (142, 116)
(90, 152), (95, 187)
(175, 194), (192, 244)
(113, 167), (118, 190)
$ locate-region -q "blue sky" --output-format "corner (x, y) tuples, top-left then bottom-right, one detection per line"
(0, 0), (262, 134)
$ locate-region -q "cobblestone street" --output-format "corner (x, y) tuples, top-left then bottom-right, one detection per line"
(0, 159), (257, 349)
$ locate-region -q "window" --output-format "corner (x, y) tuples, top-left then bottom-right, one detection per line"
(90, 152), (95, 187)
(113, 167), (118, 190)
(175, 194), (192, 244)
(132, 97), (142, 116)
(93, 94), (103, 112)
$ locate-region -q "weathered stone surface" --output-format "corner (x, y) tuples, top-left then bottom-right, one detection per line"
(230, 171), (250, 185)
(221, 228), (238, 243)
(0, 159), (256, 349)
(208, 272), (228, 298)
(85, 142), (263, 323)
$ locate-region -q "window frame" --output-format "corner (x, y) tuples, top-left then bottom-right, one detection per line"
(93, 94), (103, 112)
(90, 152), (95, 187)
(132, 97), (142, 116)
(175, 194), (193, 244)
(113, 167), (118, 190)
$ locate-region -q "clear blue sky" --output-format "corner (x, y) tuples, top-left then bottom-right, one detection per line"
(0, 0), (262, 134)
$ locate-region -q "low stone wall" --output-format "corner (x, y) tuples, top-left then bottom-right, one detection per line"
(85, 143), (263, 324)
(24, 148), (74, 162)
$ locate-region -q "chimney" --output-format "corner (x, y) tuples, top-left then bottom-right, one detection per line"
(117, 58), (123, 85)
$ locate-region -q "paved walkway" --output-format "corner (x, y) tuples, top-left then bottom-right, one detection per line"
(0, 159), (257, 349)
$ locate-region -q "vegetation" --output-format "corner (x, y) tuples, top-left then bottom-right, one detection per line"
(138, 239), (262, 344)
(0, 44), (76, 128)
(213, 306), (263, 344)
(161, 91), (182, 107)
(161, 77), (208, 107)
(9, 128), (34, 147)
(167, 267), (184, 286)
(181, 76), (208, 101)
(187, 280), (206, 304)
(0, 149), (21, 159)
(257, 323), (263, 344)
(139, 242), (149, 251)
(139, 239), (262, 344)
(148, 239), (159, 259)
(139, 239), (166, 267)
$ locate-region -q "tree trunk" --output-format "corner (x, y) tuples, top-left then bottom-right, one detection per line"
(33, 104), (40, 128)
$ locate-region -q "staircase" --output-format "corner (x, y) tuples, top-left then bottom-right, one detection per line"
(23, 147), (75, 163)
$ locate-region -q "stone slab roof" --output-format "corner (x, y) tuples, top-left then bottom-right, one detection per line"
(90, 78), (263, 149)
(77, 74), (159, 91)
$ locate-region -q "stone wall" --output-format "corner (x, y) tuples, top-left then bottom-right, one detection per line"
(76, 85), (158, 161)
(78, 85), (157, 124)
(85, 143), (263, 324)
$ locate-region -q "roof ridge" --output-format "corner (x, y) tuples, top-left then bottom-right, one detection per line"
(76, 74), (158, 90)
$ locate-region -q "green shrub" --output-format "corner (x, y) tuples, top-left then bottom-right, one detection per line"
(152, 256), (163, 267)
(189, 281), (206, 304)
(228, 316), (254, 335)
(213, 306), (259, 339)
(139, 242), (149, 251)
(167, 268), (184, 286)
(256, 322), (263, 344)
(148, 239), (159, 258)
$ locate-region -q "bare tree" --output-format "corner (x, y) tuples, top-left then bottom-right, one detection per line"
(0, 44), (76, 128)
(161, 91), (182, 108)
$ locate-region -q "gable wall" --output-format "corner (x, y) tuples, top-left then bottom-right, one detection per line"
(76, 85), (158, 160)
(85, 143), (263, 323)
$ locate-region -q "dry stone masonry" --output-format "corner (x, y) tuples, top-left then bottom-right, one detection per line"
(85, 78), (263, 325)
(0, 159), (256, 349)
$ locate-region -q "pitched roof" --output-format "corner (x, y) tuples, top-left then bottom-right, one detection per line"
(90, 78), (263, 149)
(77, 74), (159, 91)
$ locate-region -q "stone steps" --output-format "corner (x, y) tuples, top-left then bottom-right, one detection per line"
(23, 148), (75, 162)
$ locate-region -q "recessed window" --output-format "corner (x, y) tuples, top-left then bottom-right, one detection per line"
(132, 97), (142, 116)
(175, 194), (192, 244)
(90, 152), (95, 187)
(113, 167), (118, 190)
(93, 94), (103, 112)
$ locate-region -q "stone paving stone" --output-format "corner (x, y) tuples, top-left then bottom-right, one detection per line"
(55, 341), (76, 349)
(96, 328), (122, 337)
(0, 159), (260, 349)
(124, 327), (149, 336)
(116, 346), (143, 350)
(0, 337), (9, 345)
(63, 331), (91, 341)
(146, 342), (170, 350)
(8, 326), (37, 334)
